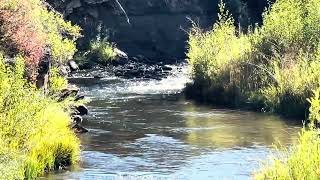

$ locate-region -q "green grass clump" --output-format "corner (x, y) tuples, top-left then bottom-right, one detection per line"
(187, 0), (320, 118)
(0, 55), (79, 179)
(255, 89), (320, 179)
(89, 38), (117, 64)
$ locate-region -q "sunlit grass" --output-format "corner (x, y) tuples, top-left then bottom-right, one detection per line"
(187, 0), (320, 118)
(0, 55), (79, 179)
(90, 38), (117, 63)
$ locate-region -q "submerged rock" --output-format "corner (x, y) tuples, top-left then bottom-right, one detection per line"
(162, 65), (173, 71)
(109, 56), (178, 80)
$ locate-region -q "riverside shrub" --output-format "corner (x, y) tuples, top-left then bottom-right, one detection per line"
(0, 55), (80, 179)
(187, 0), (320, 117)
(0, 0), (81, 179)
(0, 0), (81, 80)
(89, 38), (117, 64)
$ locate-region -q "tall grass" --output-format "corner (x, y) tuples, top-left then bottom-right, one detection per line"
(0, 55), (79, 179)
(186, 0), (320, 118)
(255, 128), (320, 179)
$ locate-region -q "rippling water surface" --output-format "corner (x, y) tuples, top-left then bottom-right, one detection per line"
(48, 64), (301, 180)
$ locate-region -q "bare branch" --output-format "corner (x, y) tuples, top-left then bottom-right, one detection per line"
(114, 0), (130, 25)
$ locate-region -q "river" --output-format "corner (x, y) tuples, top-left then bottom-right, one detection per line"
(47, 64), (301, 180)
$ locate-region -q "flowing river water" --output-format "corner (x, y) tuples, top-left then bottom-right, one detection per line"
(48, 64), (301, 180)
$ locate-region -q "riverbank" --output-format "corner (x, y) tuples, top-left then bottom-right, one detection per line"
(255, 88), (320, 179)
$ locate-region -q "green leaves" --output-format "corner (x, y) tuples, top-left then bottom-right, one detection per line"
(0, 0), (81, 79)
(89, 39), (117, 63)
(0, 53), (79, 179)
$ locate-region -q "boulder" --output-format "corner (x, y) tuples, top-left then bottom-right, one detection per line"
(68, 60), (79, 71)
(114, 48), (128, 59)
(59, 65), (71, 76)
(58, 85), (79, 102)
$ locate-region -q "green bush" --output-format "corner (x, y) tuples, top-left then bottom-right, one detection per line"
(49, 67), (68, 94)
(0, 55), (79, 179)
(0, 0), (81, 79)
(89, 38), (117, 64)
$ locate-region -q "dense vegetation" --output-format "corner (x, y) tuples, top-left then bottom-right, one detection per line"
(74, 37), (118, 68)
(0, 0), (81, 179)
(187, 0), (320, 178)
(0, 56), (79, 179)
(186, 0), (320, 118)
(0, 0), (80, 79)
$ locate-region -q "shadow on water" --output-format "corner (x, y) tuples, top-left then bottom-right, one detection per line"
(47, 64), (301, 180)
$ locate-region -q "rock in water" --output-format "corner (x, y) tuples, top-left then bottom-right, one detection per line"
(114, 48), (128, 59)
(68, 60), (79, 71)
(112, 48), (129, 66)
(59, 65), (71, 76)
(76, 105), (89, 116)
(72, 115), (83, 124)
(58, 85), (80, 101)
(75, 94), (85, 101)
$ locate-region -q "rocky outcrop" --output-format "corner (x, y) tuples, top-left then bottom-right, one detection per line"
(48, 0), (218, 61)
(48, 0), (269, 62)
